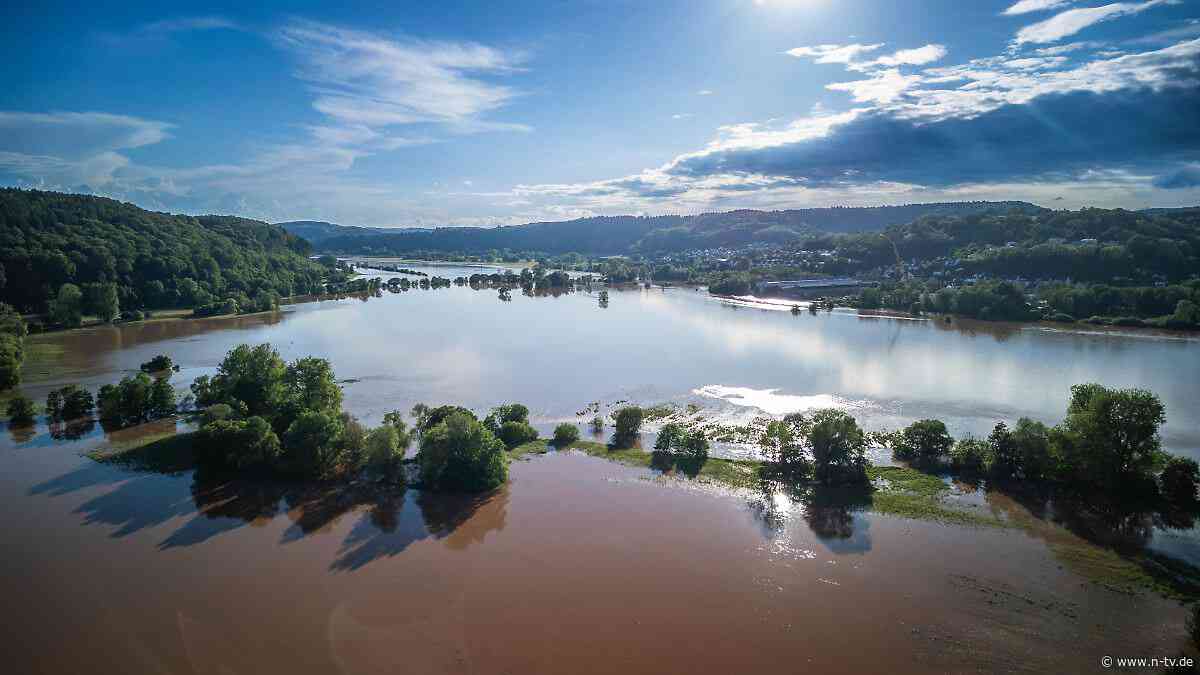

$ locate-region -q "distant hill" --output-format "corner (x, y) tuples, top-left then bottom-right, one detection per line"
(275, 220), (400, 245)
(306, 201), (1044, 255)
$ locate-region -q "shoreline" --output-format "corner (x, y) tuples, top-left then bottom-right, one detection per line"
(708, 291), (1200, 339)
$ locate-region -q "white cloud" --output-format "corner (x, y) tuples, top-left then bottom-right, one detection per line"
(868, 44), (948, 67)
(697, 89), (714, 95)
(1002, 0), (1073, 16)
(1014, 0), (1172, 45)
(827, 68), (921, 104)
(277, 20), (527, 130)
(672, 113), (694, 120)
(785, 43), (884, 64)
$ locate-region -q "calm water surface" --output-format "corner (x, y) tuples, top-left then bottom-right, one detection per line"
(2, 262), (1198, 673)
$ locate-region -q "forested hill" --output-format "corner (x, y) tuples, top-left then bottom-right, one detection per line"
(0, 189), (327, 318)
(304, 201), (1043, 255)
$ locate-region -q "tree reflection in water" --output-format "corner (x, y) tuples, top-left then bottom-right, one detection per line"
(162, 466), (509, 570)
(746, 480), (874, 554)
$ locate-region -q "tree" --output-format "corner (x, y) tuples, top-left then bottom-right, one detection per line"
(675, 429), (709, 463)
(193, 344), (287, 422)
(85, 282), (119, 322)
(612, 406), (644, 448)
(759, 413), (812, 475)
(950, 437), (992, 475)
(382, 409), (413, 449)
(590, 416), (604, 433)
(49, 283), (83, 327)
(281, 356), (343, 424)
(893, 419), (953, 463)
(0, 303), (26, 391)
(1052, 384), (1166, 489)
(410, 403), (432, 431)
(654, 423), (683, 451)
(149, 377), (177, 419)
(553, 423), (580, 446)
(1012, 418), (1052, 480)
(6, 395), (36, 427)
(365, 425), (405, 478)
(46, 385), (94, 422)
(809, 409), (867, 484)
(0, 334), (21, 390)
(417, 412), (508, 492)
(1161, 456), (1199, 503)
(987, 422), (1020, 479)
(281, 410), (345, 477)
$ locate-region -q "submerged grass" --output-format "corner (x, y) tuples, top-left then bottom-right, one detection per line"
(88, 429), (196, 474)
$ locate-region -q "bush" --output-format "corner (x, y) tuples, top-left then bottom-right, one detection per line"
(201, 403), (235, 425)
(950, 437), (993, 475)
(139, 355), (176, 373)
(893, 419), (953, 463)
(590, 415), (604, 433)
(552, 423), (579, 447)
(6, 396), (36, 427)
(195, 416), (282, 470)
(612, 406), (644, 448)
(1161, 456), (1200, 503)
(809, 409), (867, 484)
(418, 412), (508, 492)
(498, 420), (538, 448)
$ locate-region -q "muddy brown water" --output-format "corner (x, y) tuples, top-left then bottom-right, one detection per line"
(3, 263), (1199, 673)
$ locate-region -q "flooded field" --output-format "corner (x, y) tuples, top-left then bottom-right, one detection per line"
(3, 262), (1199, 673)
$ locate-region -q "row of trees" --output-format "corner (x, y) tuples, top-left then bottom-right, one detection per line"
(4, 352), (182, 431)
(890, 384), (1196, 502)
(598, 383), (1195, 504)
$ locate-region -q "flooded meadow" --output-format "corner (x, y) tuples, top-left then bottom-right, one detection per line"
(4, 262), (1200, 673)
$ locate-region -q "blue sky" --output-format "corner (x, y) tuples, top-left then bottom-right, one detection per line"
(2, 0), (1198, 226)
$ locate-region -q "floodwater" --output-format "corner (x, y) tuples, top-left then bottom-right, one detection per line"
(3, 262), (1199, 673)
